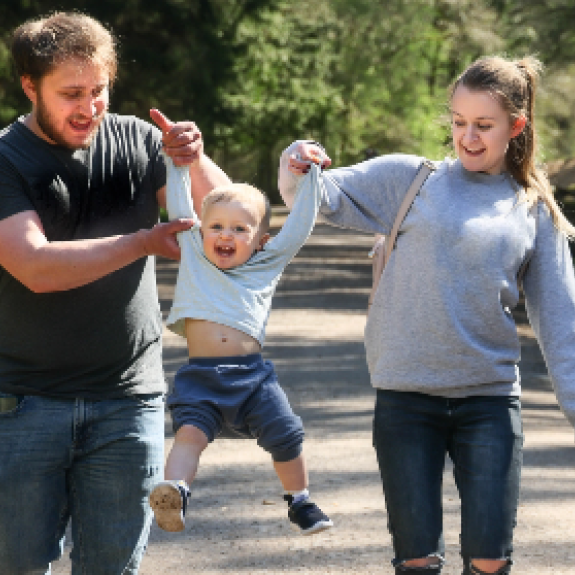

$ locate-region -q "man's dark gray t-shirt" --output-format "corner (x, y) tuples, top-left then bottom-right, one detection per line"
(0, 114), (167, 398)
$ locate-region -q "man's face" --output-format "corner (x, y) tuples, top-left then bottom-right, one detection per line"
(23, 57), (109, 150)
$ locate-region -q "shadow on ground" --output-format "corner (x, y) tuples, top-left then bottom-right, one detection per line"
(145, 223), (575, 574)
(54, 223), (575, 574)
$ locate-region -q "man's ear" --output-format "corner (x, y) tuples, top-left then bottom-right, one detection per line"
(257, 233), (271, 250)
(20, 76), (38, 106)
(511, 115), (527, 138)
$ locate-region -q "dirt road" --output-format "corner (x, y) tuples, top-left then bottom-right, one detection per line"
(56, 221), (575, 574)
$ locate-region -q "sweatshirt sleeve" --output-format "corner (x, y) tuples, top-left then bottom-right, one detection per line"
(278, 140), (423, 235)
(523, 204), (575, 428)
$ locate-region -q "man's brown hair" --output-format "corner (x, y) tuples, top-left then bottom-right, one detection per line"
(11, 12), (117, 85)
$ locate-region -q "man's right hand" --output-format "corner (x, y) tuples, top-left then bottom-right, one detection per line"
(0, 210), (195, 293)
(138, 218), (194, 260)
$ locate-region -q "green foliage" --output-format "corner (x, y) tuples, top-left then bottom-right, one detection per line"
(321, 0), (507, 165)
(2, 0), (575, 202)
(474, 0), (575, 165)
(213, 0), (338, 200)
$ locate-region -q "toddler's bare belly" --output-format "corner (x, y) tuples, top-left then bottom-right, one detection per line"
(184, 319), (262, 358)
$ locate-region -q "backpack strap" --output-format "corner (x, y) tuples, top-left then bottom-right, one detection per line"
(367, 160), (435, 309)
(383, 160), (435, 267)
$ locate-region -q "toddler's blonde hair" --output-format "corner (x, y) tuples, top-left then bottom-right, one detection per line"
(202, 183), (271, 233)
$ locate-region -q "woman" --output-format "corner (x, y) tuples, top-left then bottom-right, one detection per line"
(278, 56), (575, 574)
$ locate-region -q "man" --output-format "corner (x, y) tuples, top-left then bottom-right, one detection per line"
(0, 11), (230, 574)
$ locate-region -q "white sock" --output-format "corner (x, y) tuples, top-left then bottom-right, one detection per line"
(288, 489), (309, 504)
(174, 480), (190, 495)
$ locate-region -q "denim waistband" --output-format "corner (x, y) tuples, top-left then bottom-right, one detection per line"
(187, 353), (263, 368)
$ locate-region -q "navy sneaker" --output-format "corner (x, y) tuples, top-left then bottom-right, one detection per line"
(284, 494), (333, 535)
(149, 480), (190, 532)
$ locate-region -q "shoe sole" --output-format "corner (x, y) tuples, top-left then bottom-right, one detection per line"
(295, 519), (334, 536)
(149, 483), (185, 532)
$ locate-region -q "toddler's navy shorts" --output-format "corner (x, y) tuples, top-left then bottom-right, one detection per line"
(168, 353), (304, 462)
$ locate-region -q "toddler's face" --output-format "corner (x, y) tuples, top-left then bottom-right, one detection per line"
(201, 200), (269, 270)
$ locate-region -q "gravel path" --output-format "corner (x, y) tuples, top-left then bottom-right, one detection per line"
(55, 221), (575, 574)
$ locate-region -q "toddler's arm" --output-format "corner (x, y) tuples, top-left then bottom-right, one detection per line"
(264, 163), (326, 264)
(164, 153), (197, 222)
(278, 140), (424, 236)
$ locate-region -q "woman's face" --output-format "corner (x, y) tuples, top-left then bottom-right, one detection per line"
(451, 85), (524, 176)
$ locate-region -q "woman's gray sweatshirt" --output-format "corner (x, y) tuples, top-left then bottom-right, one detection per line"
(279, 143), (575, 427)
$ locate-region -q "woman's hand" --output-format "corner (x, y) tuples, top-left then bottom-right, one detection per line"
(287, 142), (332, 175)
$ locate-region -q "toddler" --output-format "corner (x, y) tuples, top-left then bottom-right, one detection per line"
(149, 156), (333, 536)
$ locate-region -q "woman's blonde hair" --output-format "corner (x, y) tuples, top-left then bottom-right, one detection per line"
(451, 55), (575, 238)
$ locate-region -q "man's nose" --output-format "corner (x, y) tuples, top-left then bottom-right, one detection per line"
(78, 96), (98, 118)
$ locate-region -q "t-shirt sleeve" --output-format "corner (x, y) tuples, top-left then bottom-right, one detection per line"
(263, 163), (324, 266)
(163, 153), (197, 221)
(138, 120), (167, 194)
(0, 157), (34, 222)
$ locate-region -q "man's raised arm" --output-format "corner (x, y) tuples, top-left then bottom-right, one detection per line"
(150, 109), (231, 213)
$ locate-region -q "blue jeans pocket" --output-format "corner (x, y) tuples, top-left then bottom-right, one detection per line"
(0, 393), (24, 416)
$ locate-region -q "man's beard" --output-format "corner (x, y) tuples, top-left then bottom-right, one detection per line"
(36, 93), (106, 150)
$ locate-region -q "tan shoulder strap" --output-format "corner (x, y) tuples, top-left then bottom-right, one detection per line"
(383, 160), (435, 267)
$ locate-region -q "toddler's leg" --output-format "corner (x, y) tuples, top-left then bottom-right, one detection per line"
(273, 453), (308, 492)
(150, 424), (209, 532)
(165, 424), (209, 483)
(274, 454), (333, 536)
(243, 360), (332, 535)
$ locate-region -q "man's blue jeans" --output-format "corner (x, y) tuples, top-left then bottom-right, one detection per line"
(0, 393), (164, 574)
(373, 390), (522, 573)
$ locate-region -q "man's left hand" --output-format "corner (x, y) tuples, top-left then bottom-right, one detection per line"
(150, 108), (203, 167)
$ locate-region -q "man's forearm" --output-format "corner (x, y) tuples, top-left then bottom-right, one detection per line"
(0, 211), (191, 293)
(26, 232), (148, 293)
(189, 154), (232, 213)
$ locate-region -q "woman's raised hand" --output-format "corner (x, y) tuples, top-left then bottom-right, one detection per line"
(287, 142), (332, 175)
